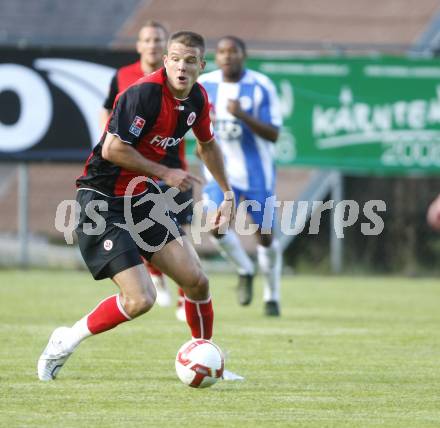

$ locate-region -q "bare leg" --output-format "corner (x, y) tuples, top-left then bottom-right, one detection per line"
(112, 263), (157, 318)
(151, 237), (209, 300)
(151, 238), (213, 339)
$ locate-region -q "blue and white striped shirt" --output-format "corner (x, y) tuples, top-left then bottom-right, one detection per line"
(198, 69), (282, 192)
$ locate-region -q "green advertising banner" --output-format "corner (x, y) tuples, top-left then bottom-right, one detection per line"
(188, 55), (440, 175)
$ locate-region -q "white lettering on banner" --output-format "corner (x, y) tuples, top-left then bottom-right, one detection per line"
(279, 79), (294, 118)
(0, 64), (52, 152)
(313, 86), (440, 150)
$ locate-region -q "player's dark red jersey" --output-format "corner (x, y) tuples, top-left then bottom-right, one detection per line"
(102, 62), (189, 173)
(77, 68), (214, 197)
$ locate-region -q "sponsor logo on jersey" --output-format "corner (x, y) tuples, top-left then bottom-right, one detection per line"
(149, 135), (182, 149)
(103, 239), (113, 251)
(129, 115), (146, 137)
(187, 112), (196, 126)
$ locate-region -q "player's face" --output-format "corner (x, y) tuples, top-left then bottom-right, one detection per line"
(136, 26), (167, 68)
(216, 39), (245, 81)
(164, 42), (206, 98)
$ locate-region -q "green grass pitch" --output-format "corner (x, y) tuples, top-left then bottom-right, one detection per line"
(1, 269), (440, 427)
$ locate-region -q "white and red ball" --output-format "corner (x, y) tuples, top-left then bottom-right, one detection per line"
(175, 339), (224, 388)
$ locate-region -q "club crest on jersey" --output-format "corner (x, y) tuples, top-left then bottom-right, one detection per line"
(129, 116), (146, 137)
(187, 112), (196, 126)
(103, 239), (113, 251)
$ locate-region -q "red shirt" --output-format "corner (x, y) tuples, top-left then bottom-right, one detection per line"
(102, 61), (144, 110)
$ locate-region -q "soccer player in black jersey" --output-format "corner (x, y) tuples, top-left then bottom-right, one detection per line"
(101, 20), (191, 316)
(38, 31), (235, 381)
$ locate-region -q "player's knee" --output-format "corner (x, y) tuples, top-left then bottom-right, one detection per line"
(196, 272), (209, 293)
(123, 291), (156, 318)
(184, 270), (209, 300)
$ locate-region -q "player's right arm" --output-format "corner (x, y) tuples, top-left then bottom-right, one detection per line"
(102, 133), (199, 191)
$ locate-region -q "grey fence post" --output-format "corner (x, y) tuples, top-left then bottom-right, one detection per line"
(330, 171), (343, 273)
(18, 163), (29, 268)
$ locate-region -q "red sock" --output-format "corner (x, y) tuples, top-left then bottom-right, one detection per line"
(87, 294), (131, 335)
(145, 260), (163, 277)
(184, 296), (213, 339)
(177, 287), (185, 308)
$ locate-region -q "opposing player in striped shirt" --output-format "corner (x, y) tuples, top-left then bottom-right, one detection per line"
(198, 36), (282, 316)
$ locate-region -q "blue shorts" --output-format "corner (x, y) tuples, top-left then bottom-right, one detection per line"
(202, 181), (277, 232)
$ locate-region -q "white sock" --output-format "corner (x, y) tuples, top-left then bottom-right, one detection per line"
(257, 240), (282, 302)
(151, 273), (168, 291)
(68, 316), (92, 349)
(211, 231), (254, 275)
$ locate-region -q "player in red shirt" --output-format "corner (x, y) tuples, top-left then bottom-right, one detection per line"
(38, 31), (235, 381)
(102, 20), (189, 316)
(100, 20), (168, 127)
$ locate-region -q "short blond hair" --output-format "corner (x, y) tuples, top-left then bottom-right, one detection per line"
(138, 20), (168, 38)
(168, 31), (205, 57)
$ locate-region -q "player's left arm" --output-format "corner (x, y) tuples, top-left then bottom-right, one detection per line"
(193, 86), (232, 195)
(196, 137), (230, 194)
(192, 85), (235, 227)
(197, 137), (235, 228)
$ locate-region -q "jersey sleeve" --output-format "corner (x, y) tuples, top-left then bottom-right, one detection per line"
(257, 78), (283, 129)
(192, 84), (215, 143)
(102, 73), (118, 110)
(107, 85), (148, 146)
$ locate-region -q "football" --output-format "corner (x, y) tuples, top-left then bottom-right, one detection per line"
(175, 339), (224, 388)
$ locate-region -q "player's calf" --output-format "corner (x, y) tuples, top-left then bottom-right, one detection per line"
(179, 270), (213, 340)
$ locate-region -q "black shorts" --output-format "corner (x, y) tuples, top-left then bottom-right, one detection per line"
(75, 188), (184, 280)
(157, 183), (193, 226)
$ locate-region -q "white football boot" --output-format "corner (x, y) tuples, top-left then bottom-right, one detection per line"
(222, 369), (245, 381)
(220, 349), (244, 381)
(37, 327), (76, 381)
(151, 274), (172, 307)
